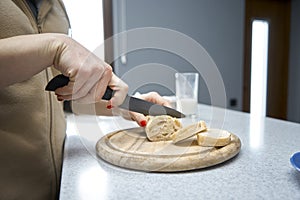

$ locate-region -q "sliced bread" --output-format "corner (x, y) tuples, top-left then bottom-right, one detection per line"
(173, 121), (207, 143)
(197, 129), (231, 147)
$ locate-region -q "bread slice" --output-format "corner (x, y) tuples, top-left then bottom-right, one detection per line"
(145, 115), (182, 142)
(197, 129), (231, 147)
(173, 121), (207, 143)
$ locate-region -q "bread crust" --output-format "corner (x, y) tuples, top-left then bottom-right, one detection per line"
(145, 115), (182, 141)
(173, 121), (207, 143)
(197, 129), (231, 147)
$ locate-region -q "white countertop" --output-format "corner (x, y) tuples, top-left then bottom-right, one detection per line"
(59, 104), (300, 200)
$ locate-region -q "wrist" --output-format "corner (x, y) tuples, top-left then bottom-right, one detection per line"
(43, 33), (70, 69)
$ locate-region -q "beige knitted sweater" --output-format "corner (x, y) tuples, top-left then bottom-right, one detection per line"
(0, 0), (70, 199)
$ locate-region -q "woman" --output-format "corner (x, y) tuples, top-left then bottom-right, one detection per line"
(0, 0), (169, 199)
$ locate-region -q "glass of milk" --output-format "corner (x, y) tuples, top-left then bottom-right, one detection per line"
(175, 72), (199, 117)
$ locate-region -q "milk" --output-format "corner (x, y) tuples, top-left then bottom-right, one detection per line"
(176, 98), (198, 116)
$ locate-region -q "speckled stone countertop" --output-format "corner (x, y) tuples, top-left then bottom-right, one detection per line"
(59, 104), (300, 200)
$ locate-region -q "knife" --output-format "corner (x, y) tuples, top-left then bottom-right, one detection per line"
(45, 74), (185, 118)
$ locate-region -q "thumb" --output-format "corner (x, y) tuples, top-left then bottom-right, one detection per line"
(107, 74), (128, 107)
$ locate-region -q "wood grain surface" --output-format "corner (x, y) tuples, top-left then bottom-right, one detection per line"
(96, 127), (241, 172)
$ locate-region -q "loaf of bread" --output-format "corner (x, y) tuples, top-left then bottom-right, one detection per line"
(145, 115), (182, 142)
(197, 129), (231, 147)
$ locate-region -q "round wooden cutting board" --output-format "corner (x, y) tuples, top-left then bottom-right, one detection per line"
(96, 127), (241, 172)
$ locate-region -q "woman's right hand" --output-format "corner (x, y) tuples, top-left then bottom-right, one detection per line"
(52, 35), (114, 104)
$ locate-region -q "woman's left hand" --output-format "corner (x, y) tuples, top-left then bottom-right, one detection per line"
(128, 92), (172, 127)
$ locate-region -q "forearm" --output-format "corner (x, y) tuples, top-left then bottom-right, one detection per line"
(0, 33), (67, 88)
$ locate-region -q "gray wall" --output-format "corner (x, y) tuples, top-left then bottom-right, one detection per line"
(112, 0), (245, 111)
(288, 0), (300, 123)
(111, 0), (300, 122)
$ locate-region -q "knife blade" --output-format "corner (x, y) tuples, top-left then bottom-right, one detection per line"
(45, 74), (185, 118)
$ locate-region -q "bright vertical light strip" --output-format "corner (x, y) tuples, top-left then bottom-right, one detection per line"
(63, 0), (104, 57)
(250, 20), (269, 117)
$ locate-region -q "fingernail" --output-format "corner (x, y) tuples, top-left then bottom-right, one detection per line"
(106, 100), (114, 109)
(140, 120), (147, 127)
(106, 104), (113, 109)
(57, 96), (63, 101)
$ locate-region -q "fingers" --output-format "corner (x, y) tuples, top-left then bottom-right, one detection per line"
(55, 69), (111, 103)
(94, 66), (113, 102)
(73, 67), (112, 103)
(107, 74), (128, 107)
(123, 92), (171, 127)
(139, 92), (172, 107)
(130, 112), (148, 127)
(54, 59), (113, 103)
(53, 36), (114, 103)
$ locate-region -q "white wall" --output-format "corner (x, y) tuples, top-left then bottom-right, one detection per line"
(63, 0), (104, 56)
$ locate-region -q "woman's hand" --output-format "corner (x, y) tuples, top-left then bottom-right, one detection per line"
(52, 35), (115, 103)
(128, 92), (172, 127)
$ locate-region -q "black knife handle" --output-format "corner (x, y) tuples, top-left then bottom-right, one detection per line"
(45, 74), (113, 100)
